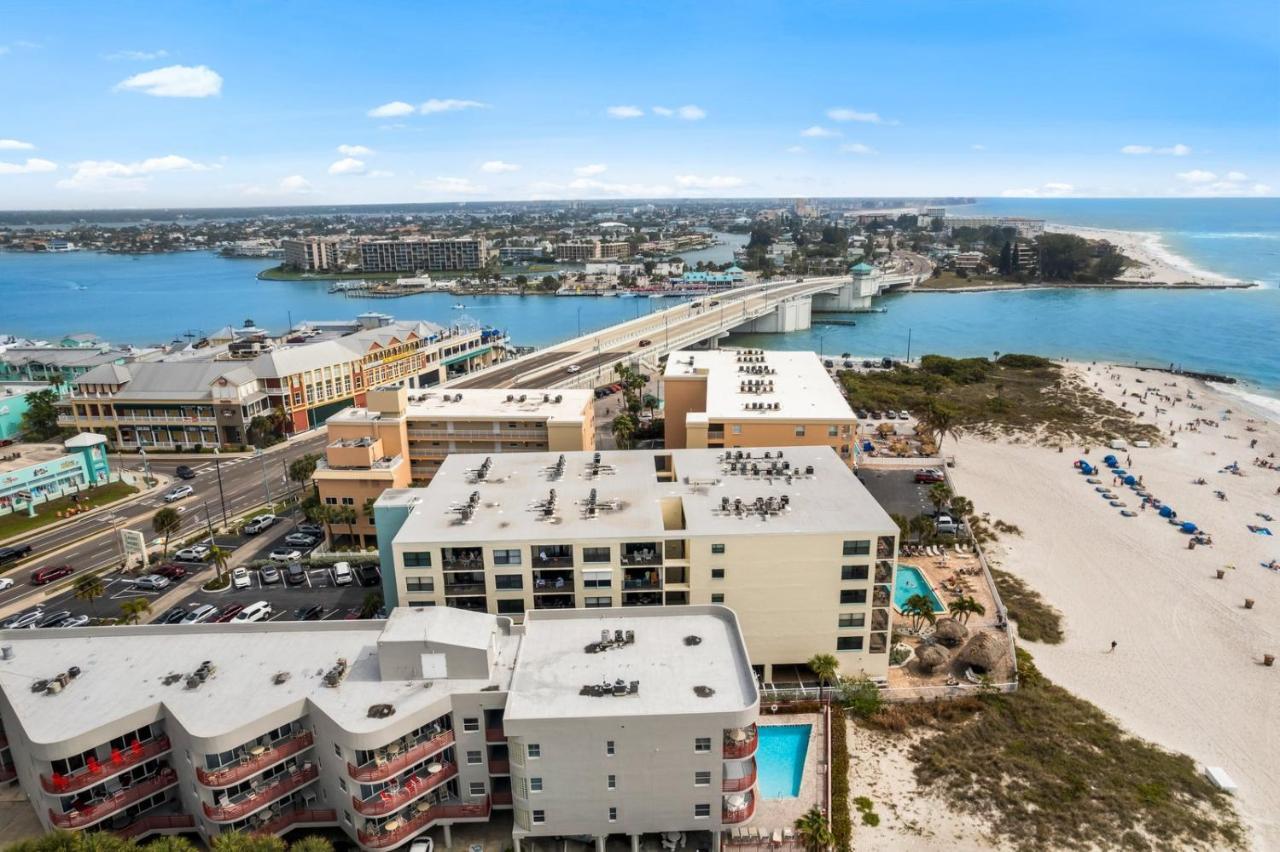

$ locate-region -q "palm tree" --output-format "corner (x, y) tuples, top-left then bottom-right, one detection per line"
(287, 453), (320, 487)
(950, 596), (986, 624)
(212, 833), (286, 852)
(73, 573), (105, 615)
(902, 594), (937, 632)
(340, 506), (359, 546)
(119, 597), (152, 625)
(146, 836), (200, 852)
(807, 653), (840, 697)
(949, 495), (975, 521)
(611, 412), (639, 449)
(928, 482), (953, 516)
(361, 592), (384, 619)
(288, 839), (335, 852)
(642, 393), (660, 415)
(908, 513), (934, 546)
(152, 507), (182, 557)
(208, 545), (230, 582)
(918, 399), (961, 454)
(793, 805), (834, 852)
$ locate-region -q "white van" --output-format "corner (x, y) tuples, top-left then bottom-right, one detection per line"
(333, 562), (353, 586)
(232, 601), (273, 623)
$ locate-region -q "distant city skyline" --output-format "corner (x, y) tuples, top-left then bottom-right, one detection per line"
(1, 0), (1277, 209)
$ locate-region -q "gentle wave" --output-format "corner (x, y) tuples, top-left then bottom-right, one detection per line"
(1181, 232), (1280, 240)
(1209, 382), (1280, 426)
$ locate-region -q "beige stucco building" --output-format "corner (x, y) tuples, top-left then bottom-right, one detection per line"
(662, 349), (856, 466)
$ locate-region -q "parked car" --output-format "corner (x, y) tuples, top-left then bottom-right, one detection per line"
(269, 548), (302, 563)
(354, 564), (381, 588)
(157, 606), (189, 625)
(132, 574), (171, 591)
(213, 603), (245, 623)
(242, 514), (277, 535)
(259, 564), (281, 585)
(164, 485), (194, 503)
(233, 601), (273, 623)
(884, 410), (897, 420)
(1, 609), (44, 629)
(174, 544), (211, 562)
(30, 565), (74, 585)
(36, 610), (73, 629)
(855, 409), (869, 419)
(297, 604), (326, 621)
(283, 533), (317, 548)
(0, 544), (33, 566)
(333, 561), (353, 586)
(232, 567), (251, 590)
(566, 364), (581, 374)
(898, 409), (910, 420)
(155, 563), (188, 580)
(285, 562), (307, 586)
(296, 523), (324, 538)
(174, 465), (197, 480)
(638, 339), (652, 347)
(57, 614), (91, 629)
(181, 604), (218, 624)
(0, 577), (14, 591)
(935, 514), (959, 536)
(914, 469), (945, 484)
(824, 359), (834, 369)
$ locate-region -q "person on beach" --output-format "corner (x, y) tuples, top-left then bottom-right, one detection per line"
(1109, 641), (1118, 653)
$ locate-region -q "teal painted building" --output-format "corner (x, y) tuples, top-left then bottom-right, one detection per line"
(0, 433), (111, 515)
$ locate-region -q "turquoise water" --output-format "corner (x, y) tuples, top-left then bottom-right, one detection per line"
(894, 565), (946, 613)
(755, 724), (810, 798)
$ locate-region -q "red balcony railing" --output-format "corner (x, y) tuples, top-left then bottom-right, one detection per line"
(352, 762), (457, 816)
(43, 737), (172, 794)
(0, 766), (16, 783)
(114, 813), (196, 840)
(357, 798), (491, 849)
(491, 790), (512, 806)
(484, 727), (507, 743)
(0, 733), (8, 749)
(252, 807), (337, 836)
(49, 770), (178, 828)
(723, 725), (758, 760)
(722, 761), (757, 793)
(348, 730), (455, 782)
(722, 796), (756, 824)
(196, 732), (314, 787)
(487, 758), (509, 775)
(203, 765), (319, 822)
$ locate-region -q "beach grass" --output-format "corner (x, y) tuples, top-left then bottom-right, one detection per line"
(892, 650), (1244, 851)
(989, 567), (1064, 644)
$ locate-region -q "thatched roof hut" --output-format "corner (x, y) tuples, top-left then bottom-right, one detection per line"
(957, 631), (1009, 675)
(915, 643), (949, 672)
(933, 617), (968, 648)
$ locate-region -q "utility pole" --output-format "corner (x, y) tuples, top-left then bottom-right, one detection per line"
(212, 448), (229, 531)
(906, 328), (913, 364)
(255, 448), (272, 508)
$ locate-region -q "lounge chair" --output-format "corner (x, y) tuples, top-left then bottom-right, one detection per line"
(964, 667), (982, 684)
(783, 828), (796, 845)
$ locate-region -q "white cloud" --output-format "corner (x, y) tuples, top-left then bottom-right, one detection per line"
(114, 64), (222, 98)
(480, 160), (520, 174)
(826, 107), (890, 124)
(568, 177), (672, 196)
(368, 101), (415, 118)
(418, 176), (482, 195)
(800, 125), (839, 138)
(840, 143), (876, 155)
(337, 144), (374, 157)
(677, 105), (706, 120)
(1120, 145), (1153, 155)
(674, 174), (744, 190)
(279, 175), (312, 194)
(651, 106), (673, 117)
(1252, 183), (1272, 194)
(574, 164), (607, 177)
(1225, 171), (1247, 181)
(1161, 144), (1191, 156)
(56, 155), (212, 190)
(104, 49), (168, 61)
(328, 157), (366, 175)
(1176, 169), (1216, 184)
(1000, 182), (1074, 198)
(607, 105), (644, 119)
(0, 158), (56, 175)
(367, 170), (394, 179)
(0, 139), (35, 150)
(786, 146), (807, 155)
(1171, 170), (1269, 196)
(419, 98), (488, 114)
(971, 144), (986, 150)
(1122, 143), (1191, 156)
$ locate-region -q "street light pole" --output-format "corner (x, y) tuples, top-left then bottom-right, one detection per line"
(577, 305), (583, 338)
(212, 448), (229, 531)
(256, 449), (272, 508)
(203, 499), (218, 549)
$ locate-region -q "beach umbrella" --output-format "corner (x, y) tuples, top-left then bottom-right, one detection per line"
(1181, 521), (1197, 533)
(1124, 475), (1137, 486)
(1159, 505), (1174, 518)
(933, 618), (968, 648)
(916, 643), (950, 671)
(957, 631), (1009, 675)
(1104, 455), (1118, 467)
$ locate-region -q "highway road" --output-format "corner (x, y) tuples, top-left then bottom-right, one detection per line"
(0, 434), (326, 617)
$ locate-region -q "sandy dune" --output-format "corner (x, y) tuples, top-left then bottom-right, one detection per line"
(1046, 224), (1245, 286)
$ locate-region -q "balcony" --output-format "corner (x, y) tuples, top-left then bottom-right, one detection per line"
(723, 725), (758, 760)
(196, 731), (314, 787)
(0, 766), (15, 783)
(491, 790), (513, 807)
(531, 549), (573, 569)
(532, 594), (574, 610)
(622, 570), (661, 591)
(43, 736), (172, 793)
(872, 587), (890, 608)
(443, 580), (486, 596)
(49, 769), (179, 829)
(487, 759), (509, 775)
(722, 760), (757, 793)
(203, 765), (319, 822)
(348, 730), (455, 782)
(620, 544), (661, 567)
(253, 807), (337, 836)
(485, 727), (507, 743)
(532, 570), (573, 593)
(722, 794), (756, 824)
(352, 761), (457, 816)
(114, 813), (196, 840)
(357, 798), (491, 849)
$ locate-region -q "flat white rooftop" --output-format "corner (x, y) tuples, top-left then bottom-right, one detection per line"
(388, 446), (895, 544)
(329, 387), (591, 425)
(505, 607), (756, 721)
(664, 348), (853, 423)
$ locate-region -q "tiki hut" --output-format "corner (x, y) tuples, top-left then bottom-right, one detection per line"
(915, 643), (950, 672)
(933, 617), (969, 648)
(957, 631), (1009, 675)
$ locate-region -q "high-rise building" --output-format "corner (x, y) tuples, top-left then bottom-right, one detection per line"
(282, 237), (349, 272)
(360, 238), (489, 273)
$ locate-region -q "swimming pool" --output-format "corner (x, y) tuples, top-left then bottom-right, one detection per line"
(755, 724), (810, 798)
(894, 564), (947, 614)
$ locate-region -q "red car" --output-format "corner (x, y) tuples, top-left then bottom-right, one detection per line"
(914, 469), (945, 484)
(154, 563), (188, 580)
(30, 565), (74, 585)
(213, 603), (245, 623)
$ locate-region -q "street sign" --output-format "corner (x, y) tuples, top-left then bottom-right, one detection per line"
(121, 529), (148, 571)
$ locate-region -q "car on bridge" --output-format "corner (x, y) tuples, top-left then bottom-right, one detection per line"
(638, 339), (652, 347)
(566, 365), (581, 373)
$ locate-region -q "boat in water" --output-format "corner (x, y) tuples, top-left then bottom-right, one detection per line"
(452, 303), (466, 309)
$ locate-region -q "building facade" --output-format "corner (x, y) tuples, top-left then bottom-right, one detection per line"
(360, 239), (489, 273)
(0, 433), (112, 516)
(375, 446), (898, 682)
(282, 237), (349, 272)
(0, 606), (758, 852)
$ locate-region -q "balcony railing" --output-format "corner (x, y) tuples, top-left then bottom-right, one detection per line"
(487, 759), (509, 775)
(196, 731), (314, 787)
(348, 730), (455, 782)
(252, 807), (337, 836)
(723, 725), (758, 760)
(443, 582), (486, 596)
(352, 761), (457, 816)
(531, 555), (573, 568)
(203, 765), (319, 822)
(485, 727), (507, 743)
(114, 813), (196, 840)
(723, 796), (756, 824)
(722, 761), (757, 793)
(43, 736), (172, 794)
(357, 798), (491, 849)
(0, 766), (15, 783)
(441, 558), (484, 572)
(491, 790), (513, 806)
(620, 549), (662, 567)
(49, 769), (178, 829)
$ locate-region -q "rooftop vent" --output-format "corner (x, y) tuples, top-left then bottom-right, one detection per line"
(547, 454), (567, 481)
(683, 635), (703, 646)
(584, 629), (636, 653)
(579, 678), (640, 697)
(322, 657), (350, 688)
(272, 671), (291, 685)
(162, 673), (183, 686)
(584, 452), (616, 479)
(368, 703), (396, 719)
(693, 685), (716, 698)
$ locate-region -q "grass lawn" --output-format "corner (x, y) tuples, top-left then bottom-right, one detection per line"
(913, 271), (1022, 290)
(0, 481), (139, 543)
(257, 266), (402, 282)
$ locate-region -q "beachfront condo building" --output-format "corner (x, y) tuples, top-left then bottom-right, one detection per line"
(662, 349), (856, 465)
(0, 606), (759, 851)
(282, 237), (352, 273)
(359, 238), (489, 273)
(374, 446), (898, 682)
(554, 241), (630, 262)
(314, 386), (595, 546)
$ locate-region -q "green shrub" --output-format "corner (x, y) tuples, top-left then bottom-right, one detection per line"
(830, 710), (852, 852)
(995, 353), (1053, 369)
(838, 677), (885, 719)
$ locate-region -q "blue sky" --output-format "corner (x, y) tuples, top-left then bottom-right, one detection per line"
(1, 0), (1277, 208)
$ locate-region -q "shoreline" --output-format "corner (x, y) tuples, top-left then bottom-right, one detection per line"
(1045, 223), (1250, 287)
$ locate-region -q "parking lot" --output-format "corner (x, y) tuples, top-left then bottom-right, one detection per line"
(856, 467), (941, 521)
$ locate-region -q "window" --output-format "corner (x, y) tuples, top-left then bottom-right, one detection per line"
(493, 549), (522, 565)
(694, 737), (711, 753)
(585, 596), (612, 608)
(839, 613), (866, 629)
(323, 496), (337, 505)
(403, 551), (432, 567)
(837, 636), (865, 651)
(530, 776), (543, 792)
(842, 540), (871, 556)
(828, 425), (839, 437)
(711, 593), (725, 604)
(711, 544), (726, 555)
(583, 569), (612, 588)
(607, 774), (616, 791)
(694, 803), (711, 819)
(732, 424), (742, 434)
(408, 600), (436, 608)
(466, 750), (483, 765)
(344, 812), (353, 826)
(532, 810), (546, 825)
(495, 574), (524, 590)
(841, 565), (868, 581)
(463, 718), (480, 733)
(840, 589), (867, 605)
(606, 740), (615, 757)
(583, 547), (611, 563)
(469, 782), (487, 796)
(711, 568), (725, 580)
(794, 425), (806, 437)
(497, 598), (524, 615)
(405, 577), (434, 592)
(694, 770), (711, 787)
(338, 778), (347, 793)
(528, 744), (541, 759)
(608, 807), (617, 823)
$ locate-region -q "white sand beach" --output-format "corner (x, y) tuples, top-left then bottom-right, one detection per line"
(950, 363), (1280, 849)
(1047, 224), (1245, 286)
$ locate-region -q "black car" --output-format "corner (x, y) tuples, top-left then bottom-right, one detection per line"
(297, 604), (325, 621)
(157, 606), (189, 625)
(354, 564), (381, 588)
(0, 544), (33, 566)
(175, 465), (197, 480)
(285, 562), (307, 585)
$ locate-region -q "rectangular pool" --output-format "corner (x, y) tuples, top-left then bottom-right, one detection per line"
(755, 724), (810, 798)
(894, 564), (947, 614)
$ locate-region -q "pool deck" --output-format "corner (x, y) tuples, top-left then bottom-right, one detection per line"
(894, 563), (949, 615)
(750, 715), (825, 838)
